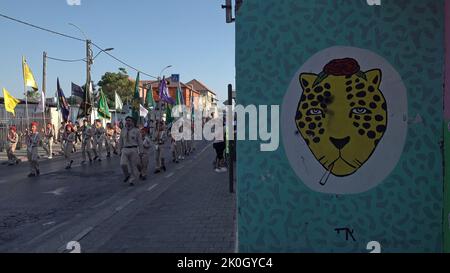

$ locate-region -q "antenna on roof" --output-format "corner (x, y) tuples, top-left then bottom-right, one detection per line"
(222, 0), (234, 23)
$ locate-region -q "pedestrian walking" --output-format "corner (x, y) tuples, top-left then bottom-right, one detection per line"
(81, 119), (94, 164)
(57, 121), (66, 155)
(119, 116), (144, 186)
(105, 123), (116, 157)
(6, 125), (20, 165)
(93, 119), (105, 162)
(139, 127), (151, 180)
(43, 122), (55, 159)
(27, 122), (41, 177)
(63, 124), (76, 169)
(154, 120), (166, 174)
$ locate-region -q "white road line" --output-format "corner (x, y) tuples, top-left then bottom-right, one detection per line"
(42, 221), (56, 226)
(147, 184), (158, 192)
(91, 199), (109, 209)
(44, 187), (67, 196)
(72, 227), (94, 242)
(165, 172), (174, 178)
(115, 199), (135, 212)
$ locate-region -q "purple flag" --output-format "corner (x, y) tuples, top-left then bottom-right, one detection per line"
(159, 77), (175, 105)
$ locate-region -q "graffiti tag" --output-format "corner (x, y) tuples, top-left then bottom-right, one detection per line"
(335, 228), (356, 242)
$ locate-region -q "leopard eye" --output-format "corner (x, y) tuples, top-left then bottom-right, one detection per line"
(307, 108), (323, 116)
(352, 107), (371, 115)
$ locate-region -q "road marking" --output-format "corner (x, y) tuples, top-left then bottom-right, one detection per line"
(42, 221), (56, 226)
(44, 187), (67, 196)
(147, 184), (158, 192)
(165, 172), (174, 178)
(91, 199), (109, 209)
(115, 199), (135, 212)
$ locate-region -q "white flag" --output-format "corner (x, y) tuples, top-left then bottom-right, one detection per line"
(115, 92), (123, 111)
(35, 90), (46, 114)
(139, 104), (148, 117)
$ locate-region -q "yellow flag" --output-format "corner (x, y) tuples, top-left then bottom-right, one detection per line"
(3, 88), (20, 116)
(22, 56), (38, 91)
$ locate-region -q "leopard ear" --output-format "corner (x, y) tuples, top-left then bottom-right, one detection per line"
(299, 73), (318, 90)
(365, 69), (382, 88)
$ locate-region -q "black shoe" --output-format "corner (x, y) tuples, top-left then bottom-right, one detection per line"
(65, 165), (71, 170)
(93, 156), (98, 161)
(113, 151), (118, 155)
(28, 173), (36, 178)
(89, 159), (93, 163)
(142, 176), (147, 181)
(123, 175), (130, 183)
(107, 153), (111, 158)
(162, 166), (166, 172)
(36, 169), (40, 176)
(154, 170), (161, 174)
(129, 182), (135, 187)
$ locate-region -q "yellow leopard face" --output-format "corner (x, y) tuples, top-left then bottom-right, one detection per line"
(295, 68), (387, 177)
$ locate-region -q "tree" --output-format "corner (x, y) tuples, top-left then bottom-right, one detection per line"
(97, 68), (135, 108)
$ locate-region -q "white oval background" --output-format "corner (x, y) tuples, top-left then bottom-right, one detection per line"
(281, 46), (408, 195)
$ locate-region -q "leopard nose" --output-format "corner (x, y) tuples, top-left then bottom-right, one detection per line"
(330, 137), (351, 150)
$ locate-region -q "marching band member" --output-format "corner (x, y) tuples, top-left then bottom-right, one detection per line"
(119, 116), (144, 186)
(93, 119), (105, 162)
(7, 125), (20, 166)
(27, 122), (41, 177)
(63, 123), (76, 169)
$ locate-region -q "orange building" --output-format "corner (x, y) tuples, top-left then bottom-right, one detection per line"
(138, 79), (201, 111)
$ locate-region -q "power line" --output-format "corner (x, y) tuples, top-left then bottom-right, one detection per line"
(92, 42), (158, 79)
(0, 12), (159, 79)
(0, 12), (85, 42)
(47, 56), (86, 63)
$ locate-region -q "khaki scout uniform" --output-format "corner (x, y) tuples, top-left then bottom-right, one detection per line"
(119, 126), (144, 183)
(81, 125), (94, 162)
(63, 131), (76, 168)
(93, 126), (106, 160)
(27, 132), (40, 176)
(105, 127), (116, 156)
(140, 134), (152, 178)
(7, 131), (19, 165)
(43, 126), (55, 158)
(154, 123), (166, 172)
(58, 124), (65, 154)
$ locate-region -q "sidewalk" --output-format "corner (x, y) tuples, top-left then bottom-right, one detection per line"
(95, 144), (237, 253)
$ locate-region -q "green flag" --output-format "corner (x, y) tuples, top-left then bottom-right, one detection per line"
(132, 72), (141, 122)
(166, 104), (174, 124)
(145, 86), (155, 108)
(98, 90), (111, 119)
(175, 84), (184, 106)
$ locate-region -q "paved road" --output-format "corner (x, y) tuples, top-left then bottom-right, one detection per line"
(0, 141), (236, 253)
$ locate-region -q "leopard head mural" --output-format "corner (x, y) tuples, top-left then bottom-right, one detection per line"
(295, 58), (388, 179)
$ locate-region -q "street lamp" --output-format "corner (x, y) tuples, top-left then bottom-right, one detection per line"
(159, 65), (173, 80)
(68, 23), (88, 40)
(93, 47), (114, 61)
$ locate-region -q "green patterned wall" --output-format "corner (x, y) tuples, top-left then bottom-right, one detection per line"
(236, 0), (444, 253)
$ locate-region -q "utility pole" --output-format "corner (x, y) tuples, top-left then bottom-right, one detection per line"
(85, 39), (92, 123)
(228, 84), (234, 193)
(42, 51), (47, 127)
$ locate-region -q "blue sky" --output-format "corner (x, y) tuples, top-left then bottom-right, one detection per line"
(0, 0), (235, 102)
